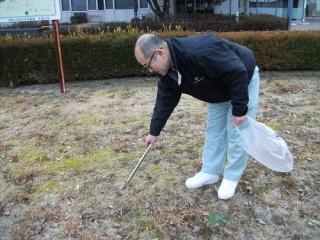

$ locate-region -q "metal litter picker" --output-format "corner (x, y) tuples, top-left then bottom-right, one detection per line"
(120, 145), (151, 190)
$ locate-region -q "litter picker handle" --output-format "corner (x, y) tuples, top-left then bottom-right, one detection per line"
(124, 144), (151, 185)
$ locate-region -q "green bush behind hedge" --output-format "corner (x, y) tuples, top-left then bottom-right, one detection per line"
(0, 31), (319, 86)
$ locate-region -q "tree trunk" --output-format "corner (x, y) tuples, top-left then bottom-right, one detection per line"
(133, 0), (138, 18)
(163, 0), (170, 19)
(146, 0), (170, 20)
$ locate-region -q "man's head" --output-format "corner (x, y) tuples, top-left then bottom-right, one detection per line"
(134, 34), (172, 76)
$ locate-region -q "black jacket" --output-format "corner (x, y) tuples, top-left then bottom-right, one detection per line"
(150, 34), (256, 136)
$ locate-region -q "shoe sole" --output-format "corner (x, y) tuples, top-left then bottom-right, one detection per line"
(218, 193), (234, 200)
(185, 179), (219, 189)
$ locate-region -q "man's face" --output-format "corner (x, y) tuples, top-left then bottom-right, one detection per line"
(135, 48), (171, 76)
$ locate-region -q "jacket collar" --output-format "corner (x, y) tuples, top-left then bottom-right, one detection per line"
(164, 39), (180, 85)
(165, 38), (178, 70)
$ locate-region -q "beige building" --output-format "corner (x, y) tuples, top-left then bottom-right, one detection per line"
(59, 0), (320, 23)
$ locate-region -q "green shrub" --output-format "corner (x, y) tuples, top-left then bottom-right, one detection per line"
(0, 31), (319, 86)
(220, 31), (320, 70)
(165, 13), (287, 32)
(58, 14), (287, 35)
(236, 14), (287, 31)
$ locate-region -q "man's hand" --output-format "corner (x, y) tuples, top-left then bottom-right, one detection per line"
(233, 116), (246, 126)
(146, 134), (157, 147)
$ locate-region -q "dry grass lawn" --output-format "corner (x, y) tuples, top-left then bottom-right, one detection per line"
(0, 71), (319, 239)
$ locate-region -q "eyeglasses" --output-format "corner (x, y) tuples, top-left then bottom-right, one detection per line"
(143, 50), (156, 70)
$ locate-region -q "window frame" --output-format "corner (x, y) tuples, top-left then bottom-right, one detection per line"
(61, 0), (71, 12)
(87, 0), (98, 11)
(71, 0), (88, 11)
(114, 0), (134, 9)
(105, 0), (114, 9)
(139, 0), (149, 9)
(96, 0), (105, 10)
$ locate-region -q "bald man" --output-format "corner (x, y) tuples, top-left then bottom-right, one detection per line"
(134, 34), (260, 200)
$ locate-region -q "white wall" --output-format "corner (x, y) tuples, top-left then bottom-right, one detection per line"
(60, 0), (306, 24)
(215, 0), (239, 14)
(60, 0), (152, 23)
(237, 0), (306, 20)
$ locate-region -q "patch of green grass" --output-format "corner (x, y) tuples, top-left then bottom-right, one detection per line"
(143, 185), (157, 198)
(33, 180), (57, 193)
(297, 111), (311, 120)
(208, 211), (229, 227)
(0, 130), (5, 138)
(77, 113), (102, 125)
(6, 147), (49, 177)
(125, 214), (160, 238)
(0, 96), (26, 108)
(295, 147), (314, 162)
(271, 214), (285, 226)
(266, 122), (282, 131)
(150, 165), (163, 175)
(96, 91), (117, 99)
(177, 159), (190, 169)
(70, 113), (104, 133)
(44, 148), (120, 175)
(19, 148), (49, 164)
(164, 175), (178, 184)
(50, 119), (67, 131)
(0, 183), (14, 201)
(138, 229), (162, 240)
(110, 115), (149, 130)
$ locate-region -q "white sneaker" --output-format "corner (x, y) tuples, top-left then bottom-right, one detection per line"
(185, 172), (219, 189)
(218, 178), (239, 200)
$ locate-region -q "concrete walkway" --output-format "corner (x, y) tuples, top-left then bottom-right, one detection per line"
(291, 18), (320, 31)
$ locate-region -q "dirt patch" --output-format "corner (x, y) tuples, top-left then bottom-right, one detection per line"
(0, 72), (320, 239)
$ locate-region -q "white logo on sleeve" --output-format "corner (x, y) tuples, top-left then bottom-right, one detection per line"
(178, 71), (182, 86)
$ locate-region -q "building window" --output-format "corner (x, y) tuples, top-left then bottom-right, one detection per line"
(105, 0), (113, 9)
(176, 0), (186, 13)
(61, 0), (70, 11)
(88, 0), (97, 10)
(115, 0), (133, 9)
(71, 0), (87, 11)
(249, 0), (285, 8)
(98, 0), (104, 9)
(306, 0), (320, 17)
(140, 0), (148, 8)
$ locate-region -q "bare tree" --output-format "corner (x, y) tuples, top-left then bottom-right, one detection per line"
(145, 0), (227, 20)
(133, 0), (138, 18)
(146, 0), (170, 20)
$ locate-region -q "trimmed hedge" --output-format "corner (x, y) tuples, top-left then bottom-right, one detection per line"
(139, 14), (287, 32)
(57, 14), (287, 35)
(0, 31), (320, 86)
(220, 31), (320, 71)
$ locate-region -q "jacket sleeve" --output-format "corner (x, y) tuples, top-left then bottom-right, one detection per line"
(150, 78), (182, 136)
(195, 45), (250, 117)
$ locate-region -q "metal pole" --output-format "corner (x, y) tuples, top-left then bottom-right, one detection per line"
(288, 0), (293, 30)
(53, 20), (66, 93)
(120, 145), (151, 189)
(302, 0), (307, 21)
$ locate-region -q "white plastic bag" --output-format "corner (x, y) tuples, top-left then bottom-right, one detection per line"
(236, 116), (294, 172)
